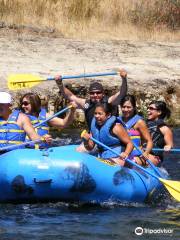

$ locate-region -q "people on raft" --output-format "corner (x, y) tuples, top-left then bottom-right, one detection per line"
(0, 92), (52, 153)
(117, 94), (153, 166)
(82, 102), (134, 166)
(55, 69), (128, 130)
(146, 100), (173, 165)
(19, 92), (77, 146)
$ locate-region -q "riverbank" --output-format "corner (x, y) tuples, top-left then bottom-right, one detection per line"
(0, 29), (179, 124)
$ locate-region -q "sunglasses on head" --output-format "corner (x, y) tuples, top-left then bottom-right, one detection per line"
(21, 101), (30, 106)
(148, 106), (158, 111)
(90, 91), (102, 95)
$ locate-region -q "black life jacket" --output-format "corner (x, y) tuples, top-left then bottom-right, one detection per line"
(84, 96), (118, 130)
(147, 119), (166, 159)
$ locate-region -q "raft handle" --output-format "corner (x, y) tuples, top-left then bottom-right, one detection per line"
(34, 178), (52, 184)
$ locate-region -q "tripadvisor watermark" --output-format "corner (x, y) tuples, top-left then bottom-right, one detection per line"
(135, 226), (174, 236)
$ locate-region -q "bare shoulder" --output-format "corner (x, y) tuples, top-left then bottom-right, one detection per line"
(18, 112), (27, 119)
(113, 123), (123, 133)
(136, 119), (146, 127)
(18, 112), (30, 123)
(160, 125), (172, 134)
(134, 119), (148, 131)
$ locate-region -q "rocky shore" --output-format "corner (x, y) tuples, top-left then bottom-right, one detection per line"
(0, 29), (179, 125)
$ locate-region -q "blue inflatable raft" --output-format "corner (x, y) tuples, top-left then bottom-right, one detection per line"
(0, 145), (165, 203)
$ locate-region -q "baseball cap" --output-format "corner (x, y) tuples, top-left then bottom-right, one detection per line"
(0, 92), (12, 104)
(89, 82), (104, 92)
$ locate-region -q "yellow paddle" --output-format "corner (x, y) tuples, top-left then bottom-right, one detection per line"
(8, 72), (117, 90)
(8, 74), (46, 90)
(81, 130), (180, 202)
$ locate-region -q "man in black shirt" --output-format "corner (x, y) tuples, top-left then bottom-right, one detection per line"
(55, 69), (128, 130)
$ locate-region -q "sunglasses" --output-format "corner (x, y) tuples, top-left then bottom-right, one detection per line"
(90, 91), (102, 95)
(148, 106), (158, 111)
(21, 101), (30, 106)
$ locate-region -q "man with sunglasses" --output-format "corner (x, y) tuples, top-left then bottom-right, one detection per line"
(0, 92), (52, 153)
(55, 69), (127, 130)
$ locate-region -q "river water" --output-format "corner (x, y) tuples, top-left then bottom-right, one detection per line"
(0, 128), (179, 240)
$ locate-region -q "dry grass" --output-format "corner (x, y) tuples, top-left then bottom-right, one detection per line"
(0, 0), (179, 41)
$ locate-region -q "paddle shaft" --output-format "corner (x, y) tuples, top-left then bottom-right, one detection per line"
(0, 139), (42, 152)
(133, 142), (163, 177)
(34, 105), (72, 128)
(0, 106), (72, 152)
(118, 117), (163, 177)
(92, 140), (180, 200)
(152, 148), (180, 153)
(63, 71), (117, 79)
(89, 135), (161, 181)
(14, 72), (117, 83)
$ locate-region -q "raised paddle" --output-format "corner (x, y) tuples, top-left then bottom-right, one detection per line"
(34, 105), (73, 128)
(8, 71), (117, 90)
(81, 130), (180, 202)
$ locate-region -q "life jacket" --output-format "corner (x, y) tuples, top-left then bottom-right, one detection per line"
(27, 108), (49, 136)
(117, 114), (142, 156)
(91, 116), (121, 159)
(26, 108), (49, 148)
(147, 119), (166, 159)
(0, 110), (26, 150)
(84, 96), (118, 130)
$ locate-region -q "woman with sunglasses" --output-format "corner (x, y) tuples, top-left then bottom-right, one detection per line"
(146, 101), (173, 164)
(82, 102), (133, 166)
(118, 95), (153, 166)
(0, 92), (52, 153)
(20, 93), (77, 147)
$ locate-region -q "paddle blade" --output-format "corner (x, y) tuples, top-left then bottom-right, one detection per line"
(160, 178), (180, 202)
(8, 74), (44, 90)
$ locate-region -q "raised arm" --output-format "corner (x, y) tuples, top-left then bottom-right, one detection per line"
(108, 69), (128, 105)
(48, 102), (77, 128)
(55, 75), (86, 108)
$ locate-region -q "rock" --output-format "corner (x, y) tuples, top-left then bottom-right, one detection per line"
(0, 30), (179, 125)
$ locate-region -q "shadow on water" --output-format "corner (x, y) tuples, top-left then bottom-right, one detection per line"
(0, 128), (179, 240)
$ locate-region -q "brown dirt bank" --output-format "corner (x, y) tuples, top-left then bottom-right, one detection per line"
(0, 30), (179, 125)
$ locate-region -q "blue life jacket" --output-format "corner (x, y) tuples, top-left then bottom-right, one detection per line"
(26, 108), (49, 148)
(84, 96), (118, 130)
(91, 116), (121, 159)
(0, 110), (26, 150)
(117, 114), (142, 156)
